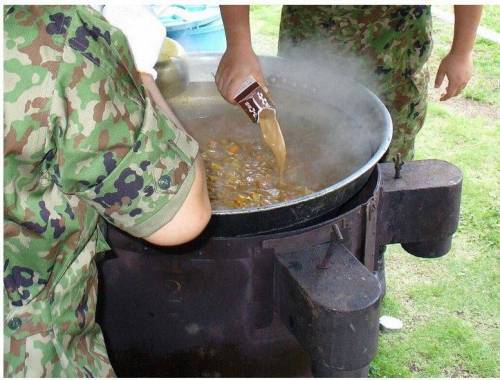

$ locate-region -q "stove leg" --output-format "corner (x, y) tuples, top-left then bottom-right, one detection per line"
(374, 246), (386, 298)
(274, 243), (382, 378)
(402, 236), (453, 258)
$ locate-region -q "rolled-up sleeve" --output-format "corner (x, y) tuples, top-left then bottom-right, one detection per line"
(75, 97), (199, 237)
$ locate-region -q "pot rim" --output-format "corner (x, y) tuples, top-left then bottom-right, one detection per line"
(164, 53), (393, 215)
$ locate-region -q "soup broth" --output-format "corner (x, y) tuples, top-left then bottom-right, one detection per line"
(201, 137), (313, 209)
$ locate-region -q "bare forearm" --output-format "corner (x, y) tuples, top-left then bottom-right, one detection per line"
(451, 5), (483, 55)
(216, 6), (265, 103)
(220, 5), (251, 50)
(145, 155), (211, 246)
(140, 73), (186, 132)
(434, 5), (482, 100)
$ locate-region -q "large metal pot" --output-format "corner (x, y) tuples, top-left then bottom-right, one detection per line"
(156, 54), (392, 236)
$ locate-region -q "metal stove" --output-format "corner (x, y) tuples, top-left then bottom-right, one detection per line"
(96, 159), (462, 377)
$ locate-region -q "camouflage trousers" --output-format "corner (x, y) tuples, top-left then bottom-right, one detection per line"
(279, 5), (433, 161)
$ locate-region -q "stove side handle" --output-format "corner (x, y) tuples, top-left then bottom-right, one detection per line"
(274, 242), (382, 377)
(377, 160), (463, 258)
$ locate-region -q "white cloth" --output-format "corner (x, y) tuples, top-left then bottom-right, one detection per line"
(89, 4), (104, 13)
(100, 5), (165, 79)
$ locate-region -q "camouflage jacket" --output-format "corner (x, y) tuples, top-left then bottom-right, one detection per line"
(278, 5), (433, 161)
(4, 5), (198, 377)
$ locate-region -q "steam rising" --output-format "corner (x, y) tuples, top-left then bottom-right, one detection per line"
(158, 45), (392, 195)
(261, 38), (392, 186)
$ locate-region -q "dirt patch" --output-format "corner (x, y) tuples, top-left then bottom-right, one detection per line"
(443, 362), (475, 378)
(409, 362), (422, 372)
(429, 87), (500, 120)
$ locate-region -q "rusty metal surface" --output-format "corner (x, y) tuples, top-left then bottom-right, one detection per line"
(97, 238), (312, 377)
(275, 243), (381, 377)
(96, 161), (463, 377)
(363, 193), (380, 272)
(376, 160), (463, 257)
(97, 170), (382, 377)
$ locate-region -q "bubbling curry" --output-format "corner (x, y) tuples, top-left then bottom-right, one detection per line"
(201, 137), (314, 210)
(183, 112), (331, 210)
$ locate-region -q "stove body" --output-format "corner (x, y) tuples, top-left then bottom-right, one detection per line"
(96, 160), (462, 377)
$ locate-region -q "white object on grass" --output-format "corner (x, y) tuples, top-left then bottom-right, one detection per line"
(379, 315), (403, 331)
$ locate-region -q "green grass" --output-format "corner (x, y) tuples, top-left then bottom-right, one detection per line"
(433, 4), (500, 34)
(464, 37), (500, 104)
(250, 5), (281, 55)
(372, 104), (500, 377)
(482, 5), (500, 33)
(430, 8), (500, 105)
(250, 5), (281, 40)
(250, 5), (500, 377)
(371, 316), (498, 377)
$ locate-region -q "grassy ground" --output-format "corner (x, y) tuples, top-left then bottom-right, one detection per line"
(432, 5), (500, 105)
(480, 5), (500, 33)
(250, 5), (499, 377)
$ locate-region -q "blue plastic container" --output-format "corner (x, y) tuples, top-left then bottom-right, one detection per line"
(156, 5), (227, 53)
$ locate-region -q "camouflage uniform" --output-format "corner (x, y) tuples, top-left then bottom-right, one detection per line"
(4, 5), (198, 377)
(279, 5), (433, 161)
